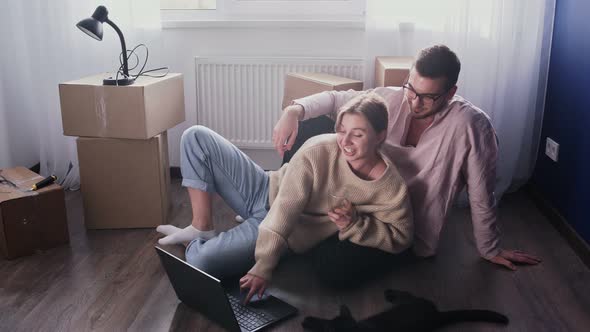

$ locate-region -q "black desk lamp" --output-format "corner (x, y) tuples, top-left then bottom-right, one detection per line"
(77, 6), (135, 86)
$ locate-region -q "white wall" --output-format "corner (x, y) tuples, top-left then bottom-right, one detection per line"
(0, 64), (40, 169)
(0, 81), (12, 168)
(158, 26), (365, 168)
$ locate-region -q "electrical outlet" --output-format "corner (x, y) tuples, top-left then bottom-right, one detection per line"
(545, 137), (559, 162)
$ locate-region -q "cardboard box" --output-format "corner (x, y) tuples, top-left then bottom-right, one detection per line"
(375, 56), (414, 87)
(0, 167), (69, 259)
(77, 133), (171, 229)
(59, 73), (186, 139)
(282, 73), (364, 109)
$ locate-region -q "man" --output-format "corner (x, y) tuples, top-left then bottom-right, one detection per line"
(272, 45), (541, 271)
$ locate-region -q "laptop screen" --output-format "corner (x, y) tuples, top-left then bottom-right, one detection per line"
(156, 246), (241, 332)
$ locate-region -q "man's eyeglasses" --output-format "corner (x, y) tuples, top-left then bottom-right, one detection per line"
(402, 83), (449, 106)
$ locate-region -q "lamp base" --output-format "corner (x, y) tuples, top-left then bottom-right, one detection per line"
(103, 76), (135, 86)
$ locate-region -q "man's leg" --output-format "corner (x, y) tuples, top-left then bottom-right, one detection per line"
(234, 115), (335, 222)
(307, 234), (415, 289)
(282, 116), (335, 164)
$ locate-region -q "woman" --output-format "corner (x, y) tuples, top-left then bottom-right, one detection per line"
(157, 92), (413, 303)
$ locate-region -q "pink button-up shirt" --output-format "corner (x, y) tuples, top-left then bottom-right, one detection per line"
(295, 87), (500, 259)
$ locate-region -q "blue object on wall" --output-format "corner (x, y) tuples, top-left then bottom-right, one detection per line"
(532, 0), (590, 243)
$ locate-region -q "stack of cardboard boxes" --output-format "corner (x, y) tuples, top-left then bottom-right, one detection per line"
(59, 73), (185, 229)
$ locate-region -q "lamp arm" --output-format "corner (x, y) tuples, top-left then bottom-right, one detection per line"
(105, 19), (130, 77)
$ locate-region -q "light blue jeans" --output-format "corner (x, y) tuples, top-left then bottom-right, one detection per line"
(181, 125), (270, 280)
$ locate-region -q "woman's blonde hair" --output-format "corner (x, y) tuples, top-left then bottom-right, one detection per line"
(334, 92), (389, 136)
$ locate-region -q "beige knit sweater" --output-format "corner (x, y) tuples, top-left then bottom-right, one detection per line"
(248, 134), (414, 280)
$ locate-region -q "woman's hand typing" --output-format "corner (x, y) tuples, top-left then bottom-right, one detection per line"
(239, 273), (268, 305)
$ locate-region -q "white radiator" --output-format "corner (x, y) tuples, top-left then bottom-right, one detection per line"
(195, 57), (364, 149)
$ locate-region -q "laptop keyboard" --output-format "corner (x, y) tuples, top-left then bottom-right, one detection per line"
(228, 294), (274, 331)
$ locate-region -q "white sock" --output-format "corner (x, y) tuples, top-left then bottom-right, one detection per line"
(235, 215), (245, 223)
(158, 225), (217, 245)
(156, 224), (182, 236)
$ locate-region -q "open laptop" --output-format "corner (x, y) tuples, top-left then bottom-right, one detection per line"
(155, 246), (298, 332)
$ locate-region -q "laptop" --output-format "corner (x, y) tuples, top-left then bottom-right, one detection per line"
(155, 246), (298, 332)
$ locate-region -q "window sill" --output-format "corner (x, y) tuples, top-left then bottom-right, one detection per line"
(161, 19), (365, 30)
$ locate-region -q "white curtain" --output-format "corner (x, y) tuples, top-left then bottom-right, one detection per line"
(0, 0), (161, 189)
(365, 0), (556, 198)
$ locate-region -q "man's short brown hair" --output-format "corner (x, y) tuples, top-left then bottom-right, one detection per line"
(414, 45), (461, 90)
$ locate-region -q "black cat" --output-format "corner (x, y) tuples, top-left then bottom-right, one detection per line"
(302, 289), (509, 332)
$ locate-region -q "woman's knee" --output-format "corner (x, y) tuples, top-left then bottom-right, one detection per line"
(185, 241), (220, 273)
(181, 125), (213, 150)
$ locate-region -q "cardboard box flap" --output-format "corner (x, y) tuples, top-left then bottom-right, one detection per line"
(375, 56), (414, 87)
(282, 73), (364, 109)
(376, 56), (414, 69)
(60, 73), (182, 87)
(0, 167), (59, 203)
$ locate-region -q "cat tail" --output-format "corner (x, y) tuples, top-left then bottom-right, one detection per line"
(438, 310), (509, 326)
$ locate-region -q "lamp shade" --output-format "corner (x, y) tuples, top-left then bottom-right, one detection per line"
(76, 18), (103, 40)
(76, 6), (109, 41)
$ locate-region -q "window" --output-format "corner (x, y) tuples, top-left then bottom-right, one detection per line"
(160, 0), (366, 26)
(161, 0), (216, 10)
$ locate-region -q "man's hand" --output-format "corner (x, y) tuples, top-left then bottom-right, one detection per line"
(328, 199), (357, 230)
(239, 273), (268, 305)
(488, 249), (542, 270)
(272, 105), (303, 157)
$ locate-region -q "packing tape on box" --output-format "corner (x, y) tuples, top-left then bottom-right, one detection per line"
(93, 87), (108, 136)
(0, 174), (40, 196)
(0, 171), (42, 186)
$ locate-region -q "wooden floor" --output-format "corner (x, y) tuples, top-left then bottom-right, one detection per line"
(1, 179), (590, 332)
